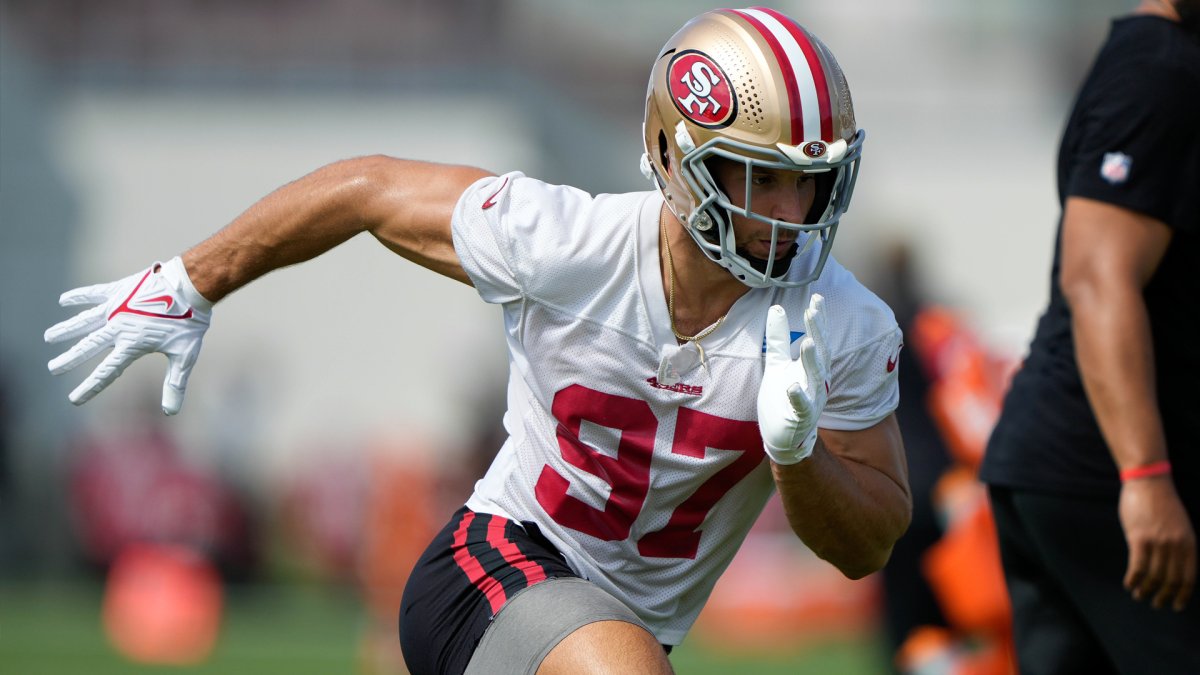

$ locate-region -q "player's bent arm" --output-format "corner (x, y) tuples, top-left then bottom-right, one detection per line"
(772, 413), (911, 579)
(183, 155), (494, 301)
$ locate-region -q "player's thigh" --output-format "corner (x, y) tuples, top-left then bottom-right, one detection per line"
(539, 619), (673, 675)
(400, 508), (579, 675)
(464, 577), (672, 675)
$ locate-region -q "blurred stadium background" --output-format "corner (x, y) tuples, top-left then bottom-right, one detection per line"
(1, 0), (1128, 673)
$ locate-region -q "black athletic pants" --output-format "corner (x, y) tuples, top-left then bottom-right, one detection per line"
(988, 486), (1200, 675)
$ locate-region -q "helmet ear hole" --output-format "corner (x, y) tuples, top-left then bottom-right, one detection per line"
(702, 157), (731, 198)
(657, 130), (671, 175)
(806, 172), (837, 223)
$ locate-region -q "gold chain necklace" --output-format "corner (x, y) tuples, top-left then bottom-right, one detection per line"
(661, 222), (726, 355)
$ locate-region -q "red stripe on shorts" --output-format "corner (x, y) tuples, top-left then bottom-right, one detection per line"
(485, 517), (548, 587)
(451, 511), (507, 615)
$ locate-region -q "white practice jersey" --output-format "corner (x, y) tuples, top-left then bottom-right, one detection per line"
(453, 172), (901, 645)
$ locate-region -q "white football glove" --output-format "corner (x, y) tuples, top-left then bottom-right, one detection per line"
(45, 256), (213, 415)
(757, 293), (830, 465)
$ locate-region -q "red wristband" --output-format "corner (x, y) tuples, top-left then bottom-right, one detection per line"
(1119, 460), (1172, 482)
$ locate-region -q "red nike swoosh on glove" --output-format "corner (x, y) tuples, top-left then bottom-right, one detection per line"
(134, 294), (174, 311)
(108, 270), (193, 321)
(482, 176), (510, 210)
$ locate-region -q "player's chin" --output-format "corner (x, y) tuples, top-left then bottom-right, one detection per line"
(737, 243), (798, 277)
(743, 239), (796, 260)
(736, 243), (774, 260)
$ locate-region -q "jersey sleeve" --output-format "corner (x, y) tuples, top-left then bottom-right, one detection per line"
(804, 259), (902, 431)
(1066, 63), (1200, 233)
(450, 171), (526, 304)
(451, 172), (612, 305)
(821, 325), (902, 431)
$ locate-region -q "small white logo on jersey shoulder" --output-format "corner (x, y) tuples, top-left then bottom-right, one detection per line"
(1100, 152), (1132, 185)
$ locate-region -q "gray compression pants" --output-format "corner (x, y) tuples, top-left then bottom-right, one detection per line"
(463, 577), (651, 675)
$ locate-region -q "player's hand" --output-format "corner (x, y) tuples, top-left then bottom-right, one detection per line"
(1119, 477), (1197, 611)
(45, 256), (213, 415)
(757, 293), (829, 465)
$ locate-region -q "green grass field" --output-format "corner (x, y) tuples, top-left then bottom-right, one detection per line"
(0, 580), (890, 674)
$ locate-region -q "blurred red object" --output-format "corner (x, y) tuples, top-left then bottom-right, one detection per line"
(102, 543), (223, 665)
(68, 425), (257, 579)
(276, 453), (368, 582)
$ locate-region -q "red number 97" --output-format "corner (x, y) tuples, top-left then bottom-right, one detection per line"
(534, 384), (764, 559)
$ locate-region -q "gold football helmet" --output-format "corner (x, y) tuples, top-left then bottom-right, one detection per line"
(641, 7), (863, 288)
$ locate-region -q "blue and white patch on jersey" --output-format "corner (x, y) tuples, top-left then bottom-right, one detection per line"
(1100, 152), (1132, 185)
(762, 331), (805, 354)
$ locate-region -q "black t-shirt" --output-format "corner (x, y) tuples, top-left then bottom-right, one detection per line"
(980, 16), (1200, 505)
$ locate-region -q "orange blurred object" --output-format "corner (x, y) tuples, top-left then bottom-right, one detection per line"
(102, 543), (223, 665)
(357, 444), (441, 675)
(923, 496), (1010, 637)
(896, 625), (1013, 675)
(894, 306), (1017, 675)
(909, 306), (1016, 470)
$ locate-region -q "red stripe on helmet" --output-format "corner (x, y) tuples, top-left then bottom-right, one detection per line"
(752, 6), (833, 141)
(727, 9), (804, 144)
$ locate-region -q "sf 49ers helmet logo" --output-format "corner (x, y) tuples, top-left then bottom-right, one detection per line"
(802, 141), (827, 158)
(668, 50), (737, 128)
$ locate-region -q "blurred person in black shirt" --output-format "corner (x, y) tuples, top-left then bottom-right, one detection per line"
(980, 1), (1200, 672)
(870, 242), (951, 662)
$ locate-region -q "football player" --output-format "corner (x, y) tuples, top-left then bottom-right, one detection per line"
(46, 8), (910, 674)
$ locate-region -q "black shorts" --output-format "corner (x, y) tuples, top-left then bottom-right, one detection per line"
(398, 506), (579, 675)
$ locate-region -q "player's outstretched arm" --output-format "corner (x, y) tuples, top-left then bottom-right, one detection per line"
(46, 155), (493, 414)
(183, 156), (493, 300)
